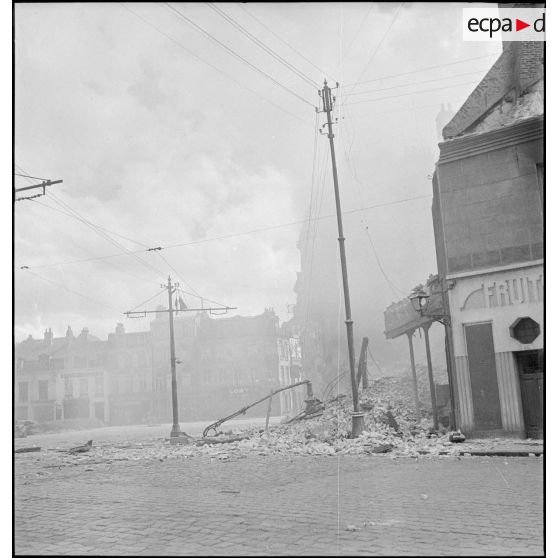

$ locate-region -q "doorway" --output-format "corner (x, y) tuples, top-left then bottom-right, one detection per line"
(465, 322), (502, 431)
(516, 350), (543, 439)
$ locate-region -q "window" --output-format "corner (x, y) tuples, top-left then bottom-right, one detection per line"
(65, 377), (74, 398)
(95, 376), (104, 396)
(38, 380), (49, 401)
(73, 356), (87, 369)
(510, 317), (541, 344)
(137, 376), (146, 392)
(79, 378), (88, 397)
(18, 382), (28, 403)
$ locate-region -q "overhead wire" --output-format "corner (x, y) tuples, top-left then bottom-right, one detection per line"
(20, 190), (160, 286)
(337, 117), (407, 298)
(177, 285), (231, 310)
(14, 165), (156, 284)
(333, 37), (406, 302)
(14, 172), (50, 181)
(344, 52), (501, 88)
(236, 3), (330, 80)
(335, 4), (373, 70)
(340, 69), (488, 98)
(20, 268), (122, 313)
(164, 2), (315, 108)
(48, 192), (165, 281)
(129, 287), (169, 312)
(349, 2), (404, 94)
(40, 192), (226, 306)
(339, 80), (481, 108)
(119, 3), (310, 126)
(17, 164), (231, 307)
(20, 193), (432, 270)
(28, 198), (152, 249)
(302, 115), (326, 329)
(206, 3), (319, 89)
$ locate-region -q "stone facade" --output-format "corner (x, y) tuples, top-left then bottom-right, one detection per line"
(432, 37), (544, 438)
(15, 310), (307, 426)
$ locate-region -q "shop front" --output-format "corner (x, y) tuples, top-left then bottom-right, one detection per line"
(448, 264), (543, 438)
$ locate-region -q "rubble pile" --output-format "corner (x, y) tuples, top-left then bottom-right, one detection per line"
(17, 374), (463, 470)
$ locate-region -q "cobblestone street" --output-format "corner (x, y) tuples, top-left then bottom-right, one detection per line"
(15, 444), (543, 556)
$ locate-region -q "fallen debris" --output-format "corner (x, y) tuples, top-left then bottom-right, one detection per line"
(68, 440), (93, 454)
(449, 431), (466, 443)
(15, 447), (41, 454)
(194, 435), (249, 446)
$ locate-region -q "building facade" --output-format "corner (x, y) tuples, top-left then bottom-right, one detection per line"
(15, 326), (108, 424)
(15, 310), (309, 426)
(432, 38), (544, 438)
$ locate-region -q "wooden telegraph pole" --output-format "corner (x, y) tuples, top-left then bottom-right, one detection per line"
(319, 80), (363, 438)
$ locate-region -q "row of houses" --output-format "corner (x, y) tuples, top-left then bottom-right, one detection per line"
(14, 309), (308, 426)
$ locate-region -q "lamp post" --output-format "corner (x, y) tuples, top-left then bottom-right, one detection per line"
(409, 284), (457, 431)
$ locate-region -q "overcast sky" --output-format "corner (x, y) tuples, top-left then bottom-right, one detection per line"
(14, 2), (500, 350)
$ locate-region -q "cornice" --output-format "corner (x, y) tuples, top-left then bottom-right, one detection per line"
(438, 115), (543, 164)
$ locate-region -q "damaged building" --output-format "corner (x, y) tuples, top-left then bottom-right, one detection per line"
(14, 309), (308, 426)
(432, 37), (544, 438)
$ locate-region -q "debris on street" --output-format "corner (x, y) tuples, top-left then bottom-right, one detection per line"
(13, 375), (542, 470)
(14, 447), (41, 454)
(68, 440), (93, 454)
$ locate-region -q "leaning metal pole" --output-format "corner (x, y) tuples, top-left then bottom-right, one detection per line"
(321, 80), (363, 437)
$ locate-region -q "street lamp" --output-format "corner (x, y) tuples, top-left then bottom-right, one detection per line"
(409, 288), (429, 315)
(409, 282), (457, 432)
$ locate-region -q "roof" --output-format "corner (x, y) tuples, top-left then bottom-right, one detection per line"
(442, 41), (544, 140)
(15, 337), (68, 360)
(15, 332), (105, 361)
(465, 78), (543, 135)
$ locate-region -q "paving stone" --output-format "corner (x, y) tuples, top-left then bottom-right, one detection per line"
(15, 453), (543, 556)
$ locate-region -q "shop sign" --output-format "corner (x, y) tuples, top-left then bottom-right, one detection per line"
(462, 273), (543, 309)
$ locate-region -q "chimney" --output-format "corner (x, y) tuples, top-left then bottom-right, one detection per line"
(115, 323), (125, 335)
(44, 328), (53, 346)
(79, 327), (90, 340)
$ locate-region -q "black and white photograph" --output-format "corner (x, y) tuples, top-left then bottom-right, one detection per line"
(13, 2), (547, 556)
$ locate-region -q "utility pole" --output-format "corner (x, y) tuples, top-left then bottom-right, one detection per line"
(166, 276), (181, 437)
(125, 276), (236, 443)
(319, 80), (363, 438)
(14, 179), (63, 202)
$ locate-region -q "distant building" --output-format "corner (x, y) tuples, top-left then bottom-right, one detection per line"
(150, 308), (285, 422)
(105, 323), (153, 425)
(15, 310), (312, 426)
(432, 37), (544, 438)
(15, 326), (108, 423)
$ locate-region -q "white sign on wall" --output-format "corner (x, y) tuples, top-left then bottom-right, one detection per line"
(461, 273), (543, 310)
